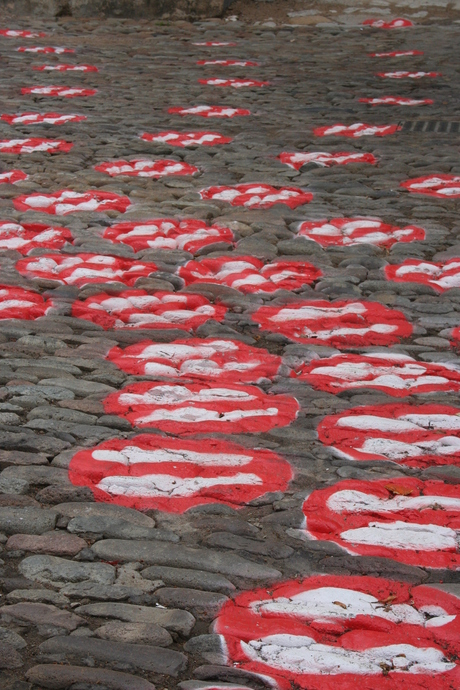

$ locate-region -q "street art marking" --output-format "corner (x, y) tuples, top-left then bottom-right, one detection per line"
(0, 138), (73, 153)
(199, 183), (313, 209)
(13, 190), (131, 215)
(72, 290), (227, 331)
(400, 175), (460, 198)
(94, 159), (198, 178)
(0, 285), (54, 320)
(297, 217), (424, 248)
(106, 338), (283, 383)
(0, 221), (73, 254)
(279, 151), (378, 169)
(140, 131), (232, 146)
(168, 105), (251, 118)
(69, 435), (292, 513)
(297, 352), (460, 397)
(303, 478), (460, 569)
(178, 256), (322, 294)
(385, 259), (460, 292)
(318, 403), (460, 468)
(252, 300), (412, 347)
(314, 123), (401, 137)
(214, 575), (460, 689)
(16, 253), (158, 287)
(103, 381), (299, 435)
(103, 219), (234, 253)
(21, 86), (97, 98)
(2, 112), (87, 125)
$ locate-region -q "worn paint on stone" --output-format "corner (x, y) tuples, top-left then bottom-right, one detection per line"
(103, 381), (299, 434)
(252, 300), (413, 347)
(297, 353), (460, 397)
(318, 403), (460, 468)
(199, 183), (312, 208)
(297, 217), (425, 248)
(69, 435), (293, 512)
(178, 256), (322, 293)
(107, 338), (283, 383)
(13, 190), (131, 214)
(303, 478), (460, 569)
(72, 290), (226, 330)
(214, 575), (460, 689)
(314, 123), (401, 138)
(16, 253), (158, 287)
(0, 221), (73, 254)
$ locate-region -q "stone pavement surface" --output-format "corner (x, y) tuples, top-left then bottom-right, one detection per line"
(0, 4), (459, 690)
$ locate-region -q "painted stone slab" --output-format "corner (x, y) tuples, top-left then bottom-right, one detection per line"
(317, 403), (460, 468)
(69, 435), (293, 513)
(314, 123), (401, 137)
(0, 221), (72, 254)
(13, 190), (131, 215)
(297, 217), (424, 248)
(279, 151), (377, 169)
(303, 478), (460, 569)
(16, 253), (158, 287)
(107, 338), (283, 383)
(0, 285), (54, 320)
(400, 175), (460, 198)
(168, 105), (250, 118)
(214, 575), (460, 689)
(103, 219), (233, 253)
(17, 46), (74, 53)
(0, 138), (72, 153)
(252, 300), (412, 347)
(363, 18), (414, 28)
(21, 86), (97, 98)
(178, 256), (321, 293)
(72, 290), (227, 331)
(370, 50), (423, 57)
(140, 131), (232, 146)
(198, 78), (269, 88)
(377, 71), (440, 79)
(197, 59), (259, 66)
(385, 259), (460, 292)
(199, 184), (313, 209)
(2, 112), (87, 125)
(94, 159), (198, 178)
(297, 352), (460, 397)
(192, 41), (237, 46)
(32, 64), (98, 71)
(103, 381), (299, 435)
(359, 97), (433, 106)
(0, 30), (46, 37)
(0, 170), (28, 184)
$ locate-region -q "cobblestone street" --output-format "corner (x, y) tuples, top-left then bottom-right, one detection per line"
(0, 2), (460, 688)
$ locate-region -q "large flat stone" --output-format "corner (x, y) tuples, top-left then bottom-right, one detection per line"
(1, 603), (84, 631)
(26, 663), (157, 690)
(0, 450), (49, 468)
(75, 602), (195, 635)
(38, 635), (188, 676)
(91, 540), (281, 582)
(156, 588), (229, 620)
(19, 555), (116, 588)
(0, 507), (57, 535)
(55, 502), (155, 528)
(6, 532), (86, 556)
(142, 566), (235, 594)
(95, 620), (173, 647)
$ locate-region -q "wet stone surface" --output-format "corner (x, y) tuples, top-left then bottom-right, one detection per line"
(0, 3), (459, 689)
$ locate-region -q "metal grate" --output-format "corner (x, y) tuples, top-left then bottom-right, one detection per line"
(400, 121), (460, 133)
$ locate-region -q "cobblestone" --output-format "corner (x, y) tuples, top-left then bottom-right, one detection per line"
(0, 3), (459, 689)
